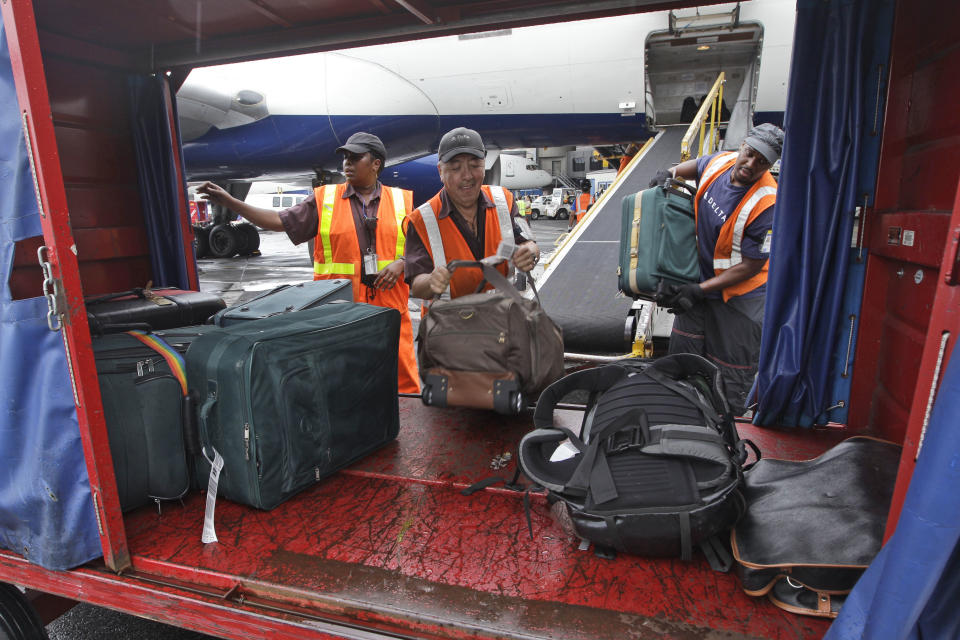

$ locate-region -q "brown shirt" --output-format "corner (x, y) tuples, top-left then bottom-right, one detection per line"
(404, 188), (528, 284)
(278, 182), (387, 255)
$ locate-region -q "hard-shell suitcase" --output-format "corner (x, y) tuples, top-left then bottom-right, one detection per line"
(92, 325), (217, 511)
(209, 279), (352, 326)
(418, 261), (564, 414)
(188, 303), (400, 510)
(617, 180), (700, 300)
(86, 288), (226, 333)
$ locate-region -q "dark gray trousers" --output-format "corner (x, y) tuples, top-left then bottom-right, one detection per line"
(667, 294), (765, 416)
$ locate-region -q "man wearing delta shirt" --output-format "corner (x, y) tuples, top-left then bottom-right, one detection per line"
(653, 123), (785, 415)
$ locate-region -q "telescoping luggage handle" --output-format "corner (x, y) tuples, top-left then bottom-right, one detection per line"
(437, 259), (544, 306)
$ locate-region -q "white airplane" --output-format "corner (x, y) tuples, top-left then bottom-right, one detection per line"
(178, 1), (794, 197)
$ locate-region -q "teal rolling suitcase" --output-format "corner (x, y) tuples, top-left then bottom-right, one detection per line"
(617, 180), (700, 300)
(208, 279), (352, 326)
(187, 303), (400, 510)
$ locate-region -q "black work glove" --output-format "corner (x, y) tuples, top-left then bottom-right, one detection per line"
(648, 169), (673, 189)
(664, 282), (704, 314)
(654, 281), (679, 306)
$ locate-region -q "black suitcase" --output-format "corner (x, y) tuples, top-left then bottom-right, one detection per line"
(188, 302), (400, 510)
(86, 288), (226, 333)
(209, 279), (352, 326)
(93, 325), (217, 511)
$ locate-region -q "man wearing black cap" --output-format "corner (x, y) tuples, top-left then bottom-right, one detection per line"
(196, 131), (420, 393)
(404, 127), (539, 300)
(651, 123), (785, 415)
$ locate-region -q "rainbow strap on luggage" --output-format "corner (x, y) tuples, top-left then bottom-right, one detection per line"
(124, 330), (188, 396)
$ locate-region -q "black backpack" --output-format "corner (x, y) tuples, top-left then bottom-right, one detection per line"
(518, 354), (754, 569)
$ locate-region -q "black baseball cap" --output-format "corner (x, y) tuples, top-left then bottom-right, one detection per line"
(743, 123), (784, 164)
(336, 132), (387, 160)
(438, 127), (485, 162)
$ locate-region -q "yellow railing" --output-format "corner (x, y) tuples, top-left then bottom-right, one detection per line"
(680, 72), (725, 161)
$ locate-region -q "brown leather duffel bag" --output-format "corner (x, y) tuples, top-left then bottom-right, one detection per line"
(418, 260), (564, 414)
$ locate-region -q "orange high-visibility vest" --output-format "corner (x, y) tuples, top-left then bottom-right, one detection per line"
(407, 185), (514, 300)
(575, 192), (593, 223)
(576, 193), (593, 213)
(695, 152), (778, 302)
(312, 183), (419, 392)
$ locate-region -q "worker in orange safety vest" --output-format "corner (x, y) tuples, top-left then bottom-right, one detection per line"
(405, 127), (539, 301)
(196, 132), (420, 393)
(574, 183), (594, 228)
(651, 123), (784, 415)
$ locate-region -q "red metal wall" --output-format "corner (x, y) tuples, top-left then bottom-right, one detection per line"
(9, 36), (151, 299)
(848, 0), (960, 441)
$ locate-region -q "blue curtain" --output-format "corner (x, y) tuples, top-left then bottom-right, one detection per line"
(754, 0), (896, 426)
(0, 24), (102, 569)
(128, 74), (191, 289)
(825, 343), (960, 639)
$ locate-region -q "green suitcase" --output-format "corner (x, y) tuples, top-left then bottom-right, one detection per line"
(187, 303), (400, 510)
(618, 180), (700, 299)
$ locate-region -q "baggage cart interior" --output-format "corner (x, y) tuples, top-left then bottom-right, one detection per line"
(0, 0), (957, 638)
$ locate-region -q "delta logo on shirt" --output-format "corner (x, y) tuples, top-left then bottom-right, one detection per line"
(705, 194), (728, 222)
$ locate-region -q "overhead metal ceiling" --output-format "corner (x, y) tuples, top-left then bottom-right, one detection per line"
(33, 0), (728, 70)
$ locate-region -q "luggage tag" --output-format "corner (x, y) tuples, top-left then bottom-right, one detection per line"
(495, 239), (516, 262)
(201, 446), (224, 544)
(515, 216), (534, 242)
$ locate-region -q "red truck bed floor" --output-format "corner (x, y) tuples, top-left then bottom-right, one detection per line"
(107, 399), (845, 639)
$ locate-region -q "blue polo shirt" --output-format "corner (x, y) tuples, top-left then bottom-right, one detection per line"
(695, 153), (774, 299)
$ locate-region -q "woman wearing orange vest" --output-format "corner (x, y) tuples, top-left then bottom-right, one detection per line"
(654, 123), (784, 415)
(405, 127), (539, 300)
(196, 132), (420, 393)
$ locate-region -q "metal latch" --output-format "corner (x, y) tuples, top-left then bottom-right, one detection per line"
(37, 246), (66, 331)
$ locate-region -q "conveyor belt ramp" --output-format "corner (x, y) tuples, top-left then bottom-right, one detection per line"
(535, 126), (685, 353)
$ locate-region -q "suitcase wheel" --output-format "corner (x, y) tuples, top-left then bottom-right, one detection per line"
(511, 391), (525, 415)
(421, 384), (433, 406)
(495, 390), (524, 416)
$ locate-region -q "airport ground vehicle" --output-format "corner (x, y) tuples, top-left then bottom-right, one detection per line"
(0, 0), (957, 639)
(529, 188), (579, 220)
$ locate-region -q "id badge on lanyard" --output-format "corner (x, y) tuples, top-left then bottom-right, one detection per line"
(363, 248), (379, 276)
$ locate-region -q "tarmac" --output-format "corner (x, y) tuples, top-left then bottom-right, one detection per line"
(46, 216), (570, 640)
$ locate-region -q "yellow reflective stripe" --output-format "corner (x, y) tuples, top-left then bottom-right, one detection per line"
(314, 262), (356, 275)
(376, 260), (394, 270)
(390, 187), (406, 258)
(318, 186), (337, 267)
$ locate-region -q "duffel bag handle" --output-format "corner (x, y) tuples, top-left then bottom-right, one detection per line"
(532, 365), (628, 428)
(442, 259), (544, 307)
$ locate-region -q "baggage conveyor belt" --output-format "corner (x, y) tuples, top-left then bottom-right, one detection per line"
(535, 126), (686, 353)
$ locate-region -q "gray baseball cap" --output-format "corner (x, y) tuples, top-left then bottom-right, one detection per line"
(336, 132), (387, 160)
(743, 123), (785, 164)
(438, 127), (485, 162)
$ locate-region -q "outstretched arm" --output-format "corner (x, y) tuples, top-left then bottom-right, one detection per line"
(196, 182), (284, 232)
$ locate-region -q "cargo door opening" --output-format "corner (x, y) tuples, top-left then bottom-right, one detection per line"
(645, 8), (763, 149)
